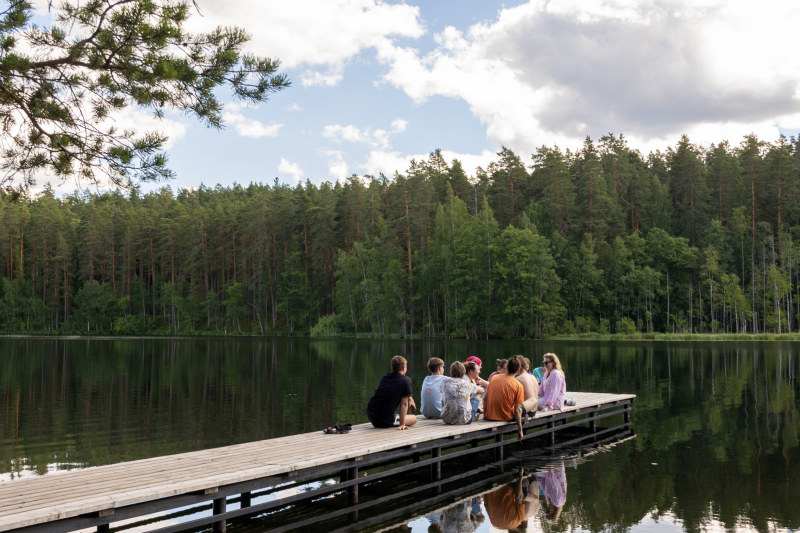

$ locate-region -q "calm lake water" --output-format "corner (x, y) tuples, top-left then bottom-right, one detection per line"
(0, 338), (798, 533)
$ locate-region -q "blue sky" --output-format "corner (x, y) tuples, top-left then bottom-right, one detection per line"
(27, 0), (800, 192)
(164, 0), (512, 191)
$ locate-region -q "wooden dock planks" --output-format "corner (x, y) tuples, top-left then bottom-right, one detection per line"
(0, 391), (634, 531)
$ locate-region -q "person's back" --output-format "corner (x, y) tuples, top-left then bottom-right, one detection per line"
(420, 357), (446, 419)
(484, 373), (524, 421)
(367, 355), (417, 429)
(516, 371), (538, 411)
(484, 485), (525, 530)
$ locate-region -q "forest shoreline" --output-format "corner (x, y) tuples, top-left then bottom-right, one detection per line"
(2, 332), (800, 341)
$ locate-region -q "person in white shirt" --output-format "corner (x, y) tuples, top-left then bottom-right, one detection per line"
(420, 357), (446, 419)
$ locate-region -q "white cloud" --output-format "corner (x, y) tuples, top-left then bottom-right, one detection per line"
(363, 149), (496, 178)
(103, 108), (188, 150)
(323, 119), (408, 149)
(301, 66), (345, 87)
(222, 105), (283, 138)
(323, 150), (350, 180)
(278, 157), (304, 183)
(376, 0), (800, 155)
(391, 119), (408, 132)
(186, 0), (425, 87)
(286, 103), (302, 112)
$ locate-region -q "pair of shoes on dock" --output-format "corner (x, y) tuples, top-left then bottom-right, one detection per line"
(323, 423), (352, 434)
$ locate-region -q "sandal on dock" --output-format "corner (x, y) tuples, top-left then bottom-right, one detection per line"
(323, 423), (352, 434)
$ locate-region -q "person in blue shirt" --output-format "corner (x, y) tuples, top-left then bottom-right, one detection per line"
(420, 357), (446, 419)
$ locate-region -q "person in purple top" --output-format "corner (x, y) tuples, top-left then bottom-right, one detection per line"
(537, 353), (566, 412)
(536, 462), (567, 523)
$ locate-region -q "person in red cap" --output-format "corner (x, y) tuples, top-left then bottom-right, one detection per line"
(465, 356), (490, 389)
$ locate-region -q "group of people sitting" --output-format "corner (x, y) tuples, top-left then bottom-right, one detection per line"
(366, 353), (567, 438)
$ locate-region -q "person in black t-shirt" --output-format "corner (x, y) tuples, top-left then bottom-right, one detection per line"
(366, 355), (418, 430)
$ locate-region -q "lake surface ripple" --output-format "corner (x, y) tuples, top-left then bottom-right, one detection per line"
(0, 338), (797, 533)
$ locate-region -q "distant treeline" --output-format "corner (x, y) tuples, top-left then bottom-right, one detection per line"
(2, 133), (800, 337)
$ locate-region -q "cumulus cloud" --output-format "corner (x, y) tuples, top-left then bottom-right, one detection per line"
(363, 149), (496, 178)
(323, 150), (350, 180)
(377, 0), (800, 154)
(391, 118), (408, 132)
(323, 119), (408, 149)
(222, 104), (283, 138)
(278, 157), (304, 183)
(286, 103), (302, 112)
(186, 0), (424, 87)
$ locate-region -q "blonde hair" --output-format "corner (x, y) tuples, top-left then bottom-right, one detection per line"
(543, 353), (563, 373)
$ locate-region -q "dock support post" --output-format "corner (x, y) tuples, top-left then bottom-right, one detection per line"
(241, 491), (251, 508)
(494, 434), (503, 461)
(624, 404), (631, 424)
(547, 421), (555, 446)
(213, 497), (227, 532)
(413, 452), (421, 463)
(431, 447), (441, 481)
(589, 411), (596, 433)
(471, 439), (478, 448)
(347, 466), (359, 505)
(97, 525), (109, 533)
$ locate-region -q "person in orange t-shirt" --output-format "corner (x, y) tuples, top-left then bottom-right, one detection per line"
(484, 466), (540, 531)
(483, 356), (525, 440)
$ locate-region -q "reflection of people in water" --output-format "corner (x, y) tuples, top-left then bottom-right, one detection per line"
(484, 466), (540, 531)
(536, 462), (567, 523)
(427, 497), (484, 533)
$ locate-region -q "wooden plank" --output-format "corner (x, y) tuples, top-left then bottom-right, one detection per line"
(0, 392), (635, 532)
(1, 394), (628, 510)
(0, 394), (627, 510)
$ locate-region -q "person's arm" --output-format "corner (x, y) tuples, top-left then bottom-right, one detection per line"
(515, 466), (525, 505)
(397, 397), (411, 430)
(515, 402), (524, 440)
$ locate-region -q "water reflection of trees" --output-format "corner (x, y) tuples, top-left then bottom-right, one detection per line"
(0, 339), (797, 533)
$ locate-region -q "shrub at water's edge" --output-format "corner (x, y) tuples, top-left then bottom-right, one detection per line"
(310, 314), (340, 337)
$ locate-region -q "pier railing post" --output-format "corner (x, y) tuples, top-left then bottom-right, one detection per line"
(241, 491), (251, 509)
(624, 402), (631, 425)
(494, 434), (503, 461)
(547, 421), (555, 446)
(213, 497), (227, 532)
(589, 411), (596, 433)
(342, 466), (358, 524)
(97, 525), (109, 533)
(431, 447), (441, 481)
(347, 466), (359, 505)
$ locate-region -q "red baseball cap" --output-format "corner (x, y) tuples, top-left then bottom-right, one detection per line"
(466, 356), (482, 365)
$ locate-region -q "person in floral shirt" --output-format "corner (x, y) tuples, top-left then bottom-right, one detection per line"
(441, 361), (484, 425)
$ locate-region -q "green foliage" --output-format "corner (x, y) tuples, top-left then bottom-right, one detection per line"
(310, 313), (339, 337)
(0, 137), (796, 337)
(0, 0), (289, 187)
(617, 316), (638, 334)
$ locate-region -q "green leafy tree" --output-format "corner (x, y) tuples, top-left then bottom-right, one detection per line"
(0, 0), (289, 186)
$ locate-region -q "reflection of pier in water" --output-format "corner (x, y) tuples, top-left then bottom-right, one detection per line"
(5, 392), (633, 533)
(267, 430), (635, 533)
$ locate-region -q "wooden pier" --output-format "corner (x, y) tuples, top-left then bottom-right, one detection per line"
(0, 392), (634, 533)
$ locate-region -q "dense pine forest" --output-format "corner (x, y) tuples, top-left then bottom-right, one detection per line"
(2, 133), (800, 337)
